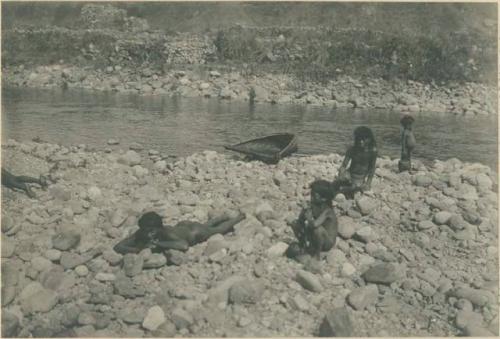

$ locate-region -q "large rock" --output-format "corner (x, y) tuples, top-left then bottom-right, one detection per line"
(143, 254), (167, 269)
(455, 309), (484, 330)
(228, 279), (265, 304)
(449, 287), (493, 307)
(319, 307), (354, 337)
(1, 311), (20, 337)
(171, 308), (194, 330)
(1, 215), (14, 233)
(362, 263), (403, 285)
(119, 307), (146, 324)
(417, 220), (435, 230)
(295, 270), (323, 293)
(463, 325), (496, 337)
(267, 242), (289, 257)
(118, 150), (142, 166)
(103, 250), (122, 266)
(347, 284), (379, 310)
(475, 173), (493, 191)
(354, 226), (378, 243)
(207, 275), (246, 305)
(123, 254), (144, 277)
(448, 214), (468, 231)
(19, 282), (59, 314)
(219, 87), (234, 99)
(290, 294), (309, 312)
(31, 256), (53, 272)
(337, 216), (357, 239)
(417, 268), (441, 287)
(434, 211), (452, 225)
(414, 175), (433, 187)
(2, 238), (15, 258)
(114, 276), (146, 298)
(143, 306), (166, 331)
(255, 201), (275, 221)
(60, 252), (85, 269)
(355, 196), (377, 215)
(52, 230), (81, 251)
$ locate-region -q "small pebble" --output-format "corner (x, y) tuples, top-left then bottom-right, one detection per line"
(75, 265), (89, 277)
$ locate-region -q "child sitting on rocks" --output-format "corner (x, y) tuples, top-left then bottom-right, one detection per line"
(1, 168), (48, 198)
(286, 179), (338, 259)
(331, 126), (378, 199)
(114, 211), (246, 254)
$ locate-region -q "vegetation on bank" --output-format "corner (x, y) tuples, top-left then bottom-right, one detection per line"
(1, 3), (497, 85)
(214, 26), (496, 84)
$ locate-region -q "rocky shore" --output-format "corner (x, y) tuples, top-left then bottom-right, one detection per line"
(1, 139), (498, 337)
(3, 63), (497, 116)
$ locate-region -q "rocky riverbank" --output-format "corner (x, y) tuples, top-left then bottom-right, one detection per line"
(3, 63), (497, 116)
(1, 139), (498, 337)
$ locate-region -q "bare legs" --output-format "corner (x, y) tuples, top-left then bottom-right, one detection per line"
(2, 168), (48, 198)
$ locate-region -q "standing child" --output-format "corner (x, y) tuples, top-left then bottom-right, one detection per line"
(398, 115), (416, 172)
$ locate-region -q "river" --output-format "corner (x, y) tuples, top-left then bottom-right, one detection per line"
(2, 87), (497, 170)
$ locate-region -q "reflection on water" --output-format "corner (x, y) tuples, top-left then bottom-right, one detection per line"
(2, 87), (498, 169)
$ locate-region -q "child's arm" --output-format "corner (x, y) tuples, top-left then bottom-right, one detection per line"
(151, 238), (189, 252)
(338, 147), (352, 177)
(364, 149), (378, 189)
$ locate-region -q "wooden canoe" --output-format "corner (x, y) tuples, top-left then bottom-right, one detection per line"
(225, 133), (298, 164)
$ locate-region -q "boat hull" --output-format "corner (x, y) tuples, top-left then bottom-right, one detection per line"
(225, 133), (298, 164)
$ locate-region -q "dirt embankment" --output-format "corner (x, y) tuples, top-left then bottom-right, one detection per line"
(2, 4), (497, 115)
(1, 138), (498, 337)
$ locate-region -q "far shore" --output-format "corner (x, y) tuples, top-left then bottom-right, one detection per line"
(3, 64), (497, 117)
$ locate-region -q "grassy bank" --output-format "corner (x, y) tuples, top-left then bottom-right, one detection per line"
(2, 3), (497, 85)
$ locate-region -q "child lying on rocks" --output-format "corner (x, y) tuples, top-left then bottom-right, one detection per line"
(114, 211), (246, 254)
(286, 179), (338, 259)
(1, 167), (48, 198)
(331, 126), (377, 199)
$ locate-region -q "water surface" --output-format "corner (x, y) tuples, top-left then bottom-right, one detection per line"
(2, 87), (497, 169)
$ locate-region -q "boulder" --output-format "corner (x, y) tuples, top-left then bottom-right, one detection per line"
(319, 307), (354, 337)
(354, 226), (378, 243)
(362, 263), (403, 285)
(118, 150), (142, 166)
(1, 311), (20, 337)
(171, 308), (194, 330)
(417, 220), (435, 230)
(143, 254), (167, 269)
(228, 279), (265, 304)
(290, 294), (309, 312)
(355, 196), (377, 215)
(267, 242), (289, 257)
(434, 211), (452, 225)
(114, 276), (146, 298)
(52, 230), (81, 251)
(123, 254), (144, 277)
(19, 282), (59, 314)
(414, 175), (433, 187)
(347, 284), (379, 310)
(449, 287), (493, 307)
(337, 216), (357, 239)
(143, 306), (166, 331)
(295, 270), (324, 293)
(2, 238), (15, 258)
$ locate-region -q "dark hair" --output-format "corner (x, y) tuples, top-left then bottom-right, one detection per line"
(354, 126), (376, 148)
(138, 211), (163, 229)
(310, 179), (334, 203)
